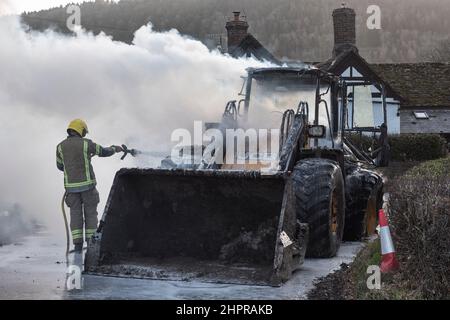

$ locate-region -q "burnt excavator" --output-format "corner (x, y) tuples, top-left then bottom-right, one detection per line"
(85, 66), (387, 286)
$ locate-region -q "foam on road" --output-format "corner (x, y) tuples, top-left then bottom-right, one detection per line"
(0, 233), (364, 300)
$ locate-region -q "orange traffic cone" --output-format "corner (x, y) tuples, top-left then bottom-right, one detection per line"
(379, 209), (399, 273)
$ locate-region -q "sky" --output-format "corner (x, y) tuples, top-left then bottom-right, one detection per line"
(0, 0), (96, 15)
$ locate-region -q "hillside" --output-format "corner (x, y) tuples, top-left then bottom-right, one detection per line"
(21, 0), (450, 63)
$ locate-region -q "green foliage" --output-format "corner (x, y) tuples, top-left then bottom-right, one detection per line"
(389, 134), (447, 161)
(347, 133), (447, 161)
(406, 156), (450, 176)
(348, 240), (386, 300)
(366, 241), (381, 266)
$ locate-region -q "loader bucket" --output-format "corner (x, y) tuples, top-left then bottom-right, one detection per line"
(85, 169), (307, 286)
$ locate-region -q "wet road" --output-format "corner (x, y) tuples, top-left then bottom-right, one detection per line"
(0, 232), (364, 300)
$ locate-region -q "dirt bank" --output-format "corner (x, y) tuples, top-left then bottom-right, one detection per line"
(307, 240), (381, 300)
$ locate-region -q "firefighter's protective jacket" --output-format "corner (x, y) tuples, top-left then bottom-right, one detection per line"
(56, 136), (115, 193)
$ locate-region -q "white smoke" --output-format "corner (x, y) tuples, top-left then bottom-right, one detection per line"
(0, 15), (269, 235)
(0, 0), (14, 15)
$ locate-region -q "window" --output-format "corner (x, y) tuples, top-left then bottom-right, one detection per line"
(413, 111), (429, 119)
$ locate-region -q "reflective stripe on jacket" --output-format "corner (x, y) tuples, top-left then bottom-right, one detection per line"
(56, 136), (115, 193)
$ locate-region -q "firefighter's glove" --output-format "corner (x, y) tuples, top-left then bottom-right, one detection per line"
(112, 145), (124, 153)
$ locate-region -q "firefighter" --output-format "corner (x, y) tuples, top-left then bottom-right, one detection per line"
(56, 119), (123, 253)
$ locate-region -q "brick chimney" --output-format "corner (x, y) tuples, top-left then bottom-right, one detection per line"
(226, 12), (249, 53)
(332, 5), (357, 57)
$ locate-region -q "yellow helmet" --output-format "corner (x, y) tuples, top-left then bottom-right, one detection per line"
(67, 119), (89, 137)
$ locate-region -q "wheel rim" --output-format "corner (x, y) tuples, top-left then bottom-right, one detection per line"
(330, 189), (339, 235)
(365, 197), (378, 236)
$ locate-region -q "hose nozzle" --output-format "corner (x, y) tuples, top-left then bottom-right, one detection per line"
(120, 144), (140, 160)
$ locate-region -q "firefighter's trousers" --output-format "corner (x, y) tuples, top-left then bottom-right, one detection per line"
(65, 188), (100, 245)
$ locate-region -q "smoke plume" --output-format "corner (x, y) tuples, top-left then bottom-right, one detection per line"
(0, 15), (268, 235)
(0, 0), (13, 15)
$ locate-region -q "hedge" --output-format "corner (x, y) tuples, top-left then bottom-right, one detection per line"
(346, 133), (447, 161)
(389, 134), (448, 161)
(389, 158), (450, 299)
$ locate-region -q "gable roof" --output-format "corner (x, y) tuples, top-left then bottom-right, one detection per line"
(315, 47), (360, 73)
(371, 63), (450, 108)
(316, 49), (450, 109)
(315, 48), (402, 101)
(230, 34), (280, 65)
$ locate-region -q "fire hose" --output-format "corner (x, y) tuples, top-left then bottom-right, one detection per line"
(61, 191), (70, 264)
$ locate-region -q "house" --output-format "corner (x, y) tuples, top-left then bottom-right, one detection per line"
(371, 63), (450, 140)
(224, 8), (450, 140)
(225, 11), (279, 64)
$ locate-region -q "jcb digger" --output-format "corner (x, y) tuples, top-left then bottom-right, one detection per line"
(85, 66), (385, 286)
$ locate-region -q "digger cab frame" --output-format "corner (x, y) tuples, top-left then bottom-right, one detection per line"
(241, 67), (346, 150)
(221, 66), (348, 172)
(235, 66), (387, 167)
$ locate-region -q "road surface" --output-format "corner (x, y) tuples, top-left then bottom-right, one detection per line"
(0, 231), (364, 300)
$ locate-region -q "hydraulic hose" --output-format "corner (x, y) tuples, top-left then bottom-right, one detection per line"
(61, 191), (70, 263)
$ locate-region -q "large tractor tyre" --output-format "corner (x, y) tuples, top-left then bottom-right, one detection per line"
(293, 159), (345, 258)
(343, 169), (383, 241)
